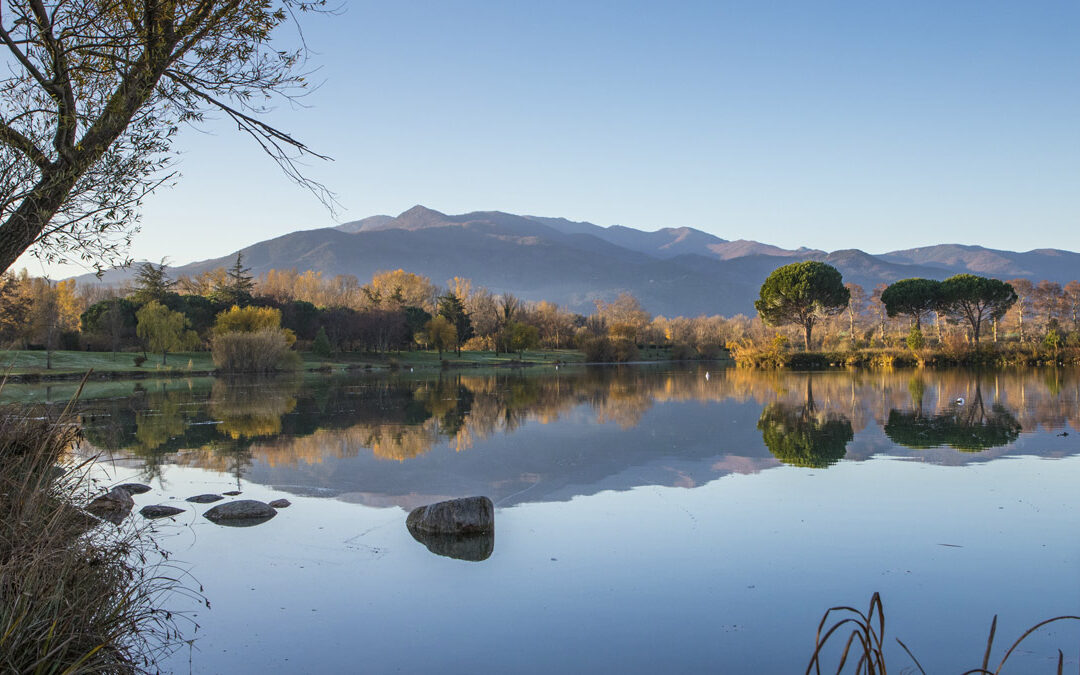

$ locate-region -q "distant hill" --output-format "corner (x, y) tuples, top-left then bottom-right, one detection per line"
(73, 206), (1080, 316)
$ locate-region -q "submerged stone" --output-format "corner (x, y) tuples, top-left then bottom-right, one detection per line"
(405, 496), (494, 535)
(141, 505), (185, 519)
(86, 487), (134, 525)
(222, 490), (243, 496)
(186, 493), (224, 504)
(269, 499), (291, 508)
(204, 500), (277, 527)
(117, 482), (152, 495)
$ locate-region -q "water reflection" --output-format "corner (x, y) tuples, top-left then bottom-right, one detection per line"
(884, 383), (1023, 452)
(757, 378), (854, 467)
(70, 366), (1080, 506)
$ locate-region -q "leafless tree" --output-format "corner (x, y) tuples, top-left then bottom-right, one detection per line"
(0, 0), (333, 274)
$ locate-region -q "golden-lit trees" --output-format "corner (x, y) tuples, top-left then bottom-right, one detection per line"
(136, 301), (197, 365)
(364, 270), (436, 311)
(423, 316), (457, 357)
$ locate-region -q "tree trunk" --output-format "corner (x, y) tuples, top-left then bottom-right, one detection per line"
(803, 323), (812, 351)
(162, 350), (167, 365)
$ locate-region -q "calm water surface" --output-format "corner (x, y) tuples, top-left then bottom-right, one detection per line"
(28, 365), (1080, 673)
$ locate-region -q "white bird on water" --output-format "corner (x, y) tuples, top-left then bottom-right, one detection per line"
(956, 397), (965, 406)
(705, 371), (710, 381)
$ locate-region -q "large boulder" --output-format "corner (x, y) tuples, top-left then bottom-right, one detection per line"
(406, 497), (494, 535)
(203, 500), (277, 527)
(86, 487), (134, 525)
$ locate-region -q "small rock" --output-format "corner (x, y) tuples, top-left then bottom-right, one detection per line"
(268, 499), (291, 509)
(117, 483), (152, 495)
(204, 500), (277, 527)
(406, 496), (494, 535)
(140, 505), (185, 519)
(86, 487), (134, 525)
(186, 494), (224, 504)
(222, 490), (242, 496)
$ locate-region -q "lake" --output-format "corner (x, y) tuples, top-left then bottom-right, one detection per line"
(32, 365), (1080, 673)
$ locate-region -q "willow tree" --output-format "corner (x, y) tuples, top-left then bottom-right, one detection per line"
(754, 261), (849, 350)
(0, 0), (331, 274)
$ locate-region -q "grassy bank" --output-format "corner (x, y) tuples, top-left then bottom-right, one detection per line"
(730, 343), (1080, 369)
(0, 404), (182, 672)
(0, 346), (711, 382)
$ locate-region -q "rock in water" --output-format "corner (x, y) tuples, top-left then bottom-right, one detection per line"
(186, 494), (224, 504)
(86, 487), (135, 525)
(406, 496), (494, 535)
(268, 499), (291, 508)
(408, 529), (494, 562)
(203, 500), (277, 527)
(117, 483), (152, 495)
(141, 505), (185, 519)
(222, 490), (243, 496)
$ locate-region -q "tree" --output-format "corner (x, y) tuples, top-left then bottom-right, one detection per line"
(0, 272), (29, 345)
(1006, 278), (1034, 342)
(754, 261), (850, 350)
(0, 0), (331, 275)
(844, 282), (866, 346)
(311, 326), (332, 357)
(131, 261), (174, 305)
(880, 278), (944, 331)
(1033, 281), (1064, 334)
(506, 321), (539, 357)
(424, 316), (456, 357)
(1064, 281), (1080, 332)
(939, 275), (1017, 344)
(213, 252), (255, 306)
(437, 293), (473, 354)
(81, 297), (138, 352)
(136, 301), (196, 365)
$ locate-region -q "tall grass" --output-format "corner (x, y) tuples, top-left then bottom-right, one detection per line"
(0, 400), (192, 673)
(807, 592), (1080, 674)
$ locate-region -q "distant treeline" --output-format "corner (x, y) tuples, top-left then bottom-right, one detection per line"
(4, 257), (1080, 365)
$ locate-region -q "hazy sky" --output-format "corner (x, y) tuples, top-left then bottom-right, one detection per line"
(23, 1), (1080, 278)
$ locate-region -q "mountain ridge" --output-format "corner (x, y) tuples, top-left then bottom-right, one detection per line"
(72, 206), (1080, 316)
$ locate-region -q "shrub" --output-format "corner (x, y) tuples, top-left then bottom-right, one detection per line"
(671, 342), (698, 361)
(906, 326), (925, 351)
(212, 328), (299, 373)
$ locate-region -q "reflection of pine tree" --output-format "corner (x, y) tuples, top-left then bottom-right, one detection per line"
(884, 384), (1022, 452)
(757, 378), (854, 468)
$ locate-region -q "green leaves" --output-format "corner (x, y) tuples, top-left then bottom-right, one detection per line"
(755, 261), (849, 349)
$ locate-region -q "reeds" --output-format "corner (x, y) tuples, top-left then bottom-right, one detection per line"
(0, 398), (193, 673)
(807, 592), (1080, 675)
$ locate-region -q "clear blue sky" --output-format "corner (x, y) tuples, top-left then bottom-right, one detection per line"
(26, 1), (1080, 277)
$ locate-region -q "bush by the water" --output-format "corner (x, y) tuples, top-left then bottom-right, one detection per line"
(0, 406), (183, 672)
(212, 328), (300, 372)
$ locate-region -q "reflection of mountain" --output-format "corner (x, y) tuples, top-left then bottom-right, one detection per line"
(884, 386), (1022, 452)
(756, 379), (853, 468)
(74, 367), (1080, 508)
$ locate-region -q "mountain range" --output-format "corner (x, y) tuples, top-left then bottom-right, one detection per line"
(75, 206), (1080, 316)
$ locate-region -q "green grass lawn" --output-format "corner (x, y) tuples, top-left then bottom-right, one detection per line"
(0, 345), (700, 381)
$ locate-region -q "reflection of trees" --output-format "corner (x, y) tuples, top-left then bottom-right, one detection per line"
(73, 366), (1078, 473)
(757, 379), (853, 468)
(884, 385), (1022, 452)
(209, 376), (299, 439)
